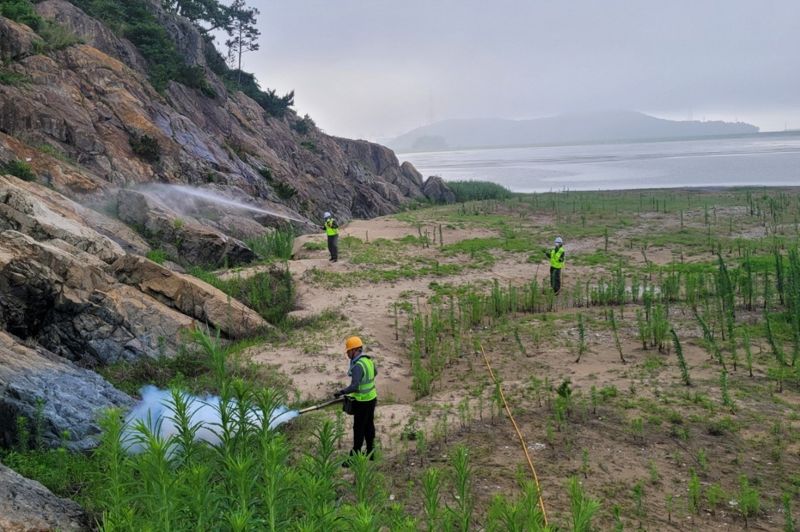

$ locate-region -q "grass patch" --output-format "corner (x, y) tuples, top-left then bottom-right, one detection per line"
(0, 67), (29, 86)
(447, 180), (512, 202)
(145, 249), (167, 265)
(190, 267), (295, 325)
(247, 227), (295, 261)
(2, 159), (36, 181)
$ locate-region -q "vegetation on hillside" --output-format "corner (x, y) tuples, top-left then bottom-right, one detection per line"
(0, 0), (295, 116)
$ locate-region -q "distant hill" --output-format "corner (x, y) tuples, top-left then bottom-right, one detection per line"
(389, 111), (760, 152)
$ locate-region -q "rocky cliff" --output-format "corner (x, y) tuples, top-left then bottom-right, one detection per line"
(0, 0), (450, 225)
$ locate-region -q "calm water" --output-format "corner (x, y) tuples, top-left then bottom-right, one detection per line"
(399, 134), (800, 192)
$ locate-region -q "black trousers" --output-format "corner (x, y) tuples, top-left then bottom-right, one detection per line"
(351, 398), (376, 454)
(550, 267), (562, 294)
(327, 234), (338, 261)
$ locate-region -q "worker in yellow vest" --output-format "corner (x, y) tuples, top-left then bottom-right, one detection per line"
(544, 236), (565, 294)
(323, 211), (339, 262)
(334, 336), (377, 463)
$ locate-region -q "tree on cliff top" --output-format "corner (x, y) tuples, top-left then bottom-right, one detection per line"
(162, 0), (234, 34)
(224, 0), (259, 86)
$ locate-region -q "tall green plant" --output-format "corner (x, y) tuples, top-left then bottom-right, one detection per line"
(670, 329), (692, 386)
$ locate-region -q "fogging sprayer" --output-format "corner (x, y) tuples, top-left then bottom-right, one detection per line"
(296, 397), (344, 415)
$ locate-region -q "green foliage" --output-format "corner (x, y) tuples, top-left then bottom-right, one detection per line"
(291, 113), (315, 135)
(737, 476), (761, 525)
(670, 329), (692, 386)
(2, 159), (36, 181)
(0, 67), (30, 86)
(272, 180), (298, 200)
(37, 20), (82, 51)
(190, 267), (294, 325)
(688, 469), (701, 514)
(0, 0), (42, 30)
(129, 132), (161, 163)
(246, 228), (295, 261)
(145, 249), (168, 264)
(221, 69), (294, 117)
(447, 180), (513, 202)
(70, 0), (214, 94)
(568, 476), (601, 531)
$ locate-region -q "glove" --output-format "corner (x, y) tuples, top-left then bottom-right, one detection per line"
(334, 391), (343, 398)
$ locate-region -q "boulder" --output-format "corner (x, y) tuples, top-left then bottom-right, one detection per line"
(0, 330), (132, 451)
(113, 254), (270, 336)
(0, 230), (194, 365)
(0, 463), (89, 531)
(117, 189), (256, 267)
(422, 175), (456, 204)
(0, 16), (38, 62)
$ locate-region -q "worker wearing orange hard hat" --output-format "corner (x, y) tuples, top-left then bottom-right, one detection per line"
(334, 335), (378, 464)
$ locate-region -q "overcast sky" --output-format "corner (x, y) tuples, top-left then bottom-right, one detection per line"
(241, 0), (800, 141)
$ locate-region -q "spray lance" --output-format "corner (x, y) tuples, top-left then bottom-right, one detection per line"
(296, 396), (344, 415)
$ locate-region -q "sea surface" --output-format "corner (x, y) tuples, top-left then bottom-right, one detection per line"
(399, 134), (800, 192)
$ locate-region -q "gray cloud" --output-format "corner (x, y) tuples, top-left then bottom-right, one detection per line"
(242, 0), (800, 139)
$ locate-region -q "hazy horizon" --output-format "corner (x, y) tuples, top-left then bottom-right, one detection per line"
(240, 0), (800, 141)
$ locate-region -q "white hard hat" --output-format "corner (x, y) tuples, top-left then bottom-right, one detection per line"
(555, 236), (563, 244)
(323, 211), (331, 218)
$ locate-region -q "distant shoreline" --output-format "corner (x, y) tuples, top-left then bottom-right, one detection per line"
(396, 130), (800, 156)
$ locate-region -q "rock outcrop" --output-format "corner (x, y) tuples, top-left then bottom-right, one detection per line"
(0, 330), (132, 450)
(116, 189), (256, 267)
(423, 175), (457, 204)
(0, 177), (270, 365)
(0, 463), (90, 531)
(113, 254), (269, 339)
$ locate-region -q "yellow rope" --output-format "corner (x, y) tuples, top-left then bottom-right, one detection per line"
(479, 342), (549, 526)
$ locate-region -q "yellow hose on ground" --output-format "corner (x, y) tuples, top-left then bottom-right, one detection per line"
(479, 341), (549, 526)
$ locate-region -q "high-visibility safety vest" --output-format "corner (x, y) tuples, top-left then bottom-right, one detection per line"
(549, 247), (565, 269)
(348, 355), (377, 402)
(325, 217), (338, 236)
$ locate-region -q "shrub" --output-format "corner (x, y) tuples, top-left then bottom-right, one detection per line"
(272, 180), (297, 200)
(2, 159), (36, 181)
(145, 249), (168, 265)
(291, 114), (315, 135)
(447, 180), (512, 202)
(37, 20), (82, 51)
(258, 166), (273, 182)
(299, 140), (318, 153)
(0, 67), (29, 86)
(129, 133), (160, 163)
(247, 228), (295, 261)
(0, 0), (43, 30)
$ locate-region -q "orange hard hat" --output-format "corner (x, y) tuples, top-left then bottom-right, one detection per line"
(345, 336), (363, 351)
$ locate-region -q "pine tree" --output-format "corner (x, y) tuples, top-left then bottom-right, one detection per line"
(225, 0), (260, 86)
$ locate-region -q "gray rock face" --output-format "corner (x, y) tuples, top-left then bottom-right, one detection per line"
(0, 17), (38, 62)
(0, 463), (90, 531)
(0, 331), (132, 451)
(423, 176), (456, 204)
(117, 189), (256, 267)
(0, 230), (195, 365)
(0, 175), (126, 263)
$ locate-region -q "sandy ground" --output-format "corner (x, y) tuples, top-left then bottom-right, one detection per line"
(235, 204), (798, 530)
(244, 215), (662, 443)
